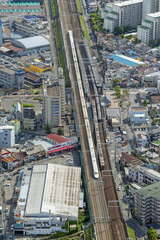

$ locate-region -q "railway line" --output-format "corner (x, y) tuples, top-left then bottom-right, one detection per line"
(68, 29), (111, 240)
(49, 0), (128, 239)
(78, 37), (127, 240)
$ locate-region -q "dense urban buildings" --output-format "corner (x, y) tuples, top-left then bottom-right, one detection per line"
(2, 0), (160, 239)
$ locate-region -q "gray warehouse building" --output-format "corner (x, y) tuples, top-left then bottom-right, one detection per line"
(12, 35), (49, 50)
(14, 164), (81, 235)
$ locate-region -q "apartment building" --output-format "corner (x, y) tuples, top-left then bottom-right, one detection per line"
(0, 125), (15, 148)
(138, 12), (160, 45)
(129, 165), (160, 184)
(103, 0), (143, 32)
(134, 182), (160, 225)
(0, 66), (24, 89)
(12, 19), (36, 37)
(44, 84), (62, 128)
(0, 66), (16, 88)
(142, 0), (160, 19)
(23, 108), (36, 130)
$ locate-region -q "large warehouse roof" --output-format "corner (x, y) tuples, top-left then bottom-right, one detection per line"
(12, 35), (49, 50)
(25, 164), (81, 219)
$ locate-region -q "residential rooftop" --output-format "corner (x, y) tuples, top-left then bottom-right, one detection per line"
(148, 11), (160, 18)
(152, 139), (160, 147)
(136, 181), (160, 200)
(16, 164), (81, 219)
(114, 0), (143, 7)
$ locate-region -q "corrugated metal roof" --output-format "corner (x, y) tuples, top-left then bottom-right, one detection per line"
(46, 134), (69, 143)
(25, 164), (81, 219)
(25, 165), (47, 215)
(13, 36), (49, 50)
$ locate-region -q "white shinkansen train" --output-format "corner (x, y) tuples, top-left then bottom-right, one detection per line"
(68, 30), (99, 179)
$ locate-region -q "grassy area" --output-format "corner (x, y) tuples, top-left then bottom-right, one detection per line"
(79, 15), (91, 42)
(76, 0), (83, 14)
(50, 0), (58, 17)
(90, 13), (103, 32)
(78, 210), (90, 224)
(75, 0), (91, 43)
(127, 226), (137, 240)
(43, 211), (90, 240)
(50, 0), (70, 87)
(153, 139), (160, 146)
(22, 103), (34, 108)
(31, 89), (41, 94)
(84, 226), (93, 240)
(44, 230), (83, 240)
(33, 97), (43, 101)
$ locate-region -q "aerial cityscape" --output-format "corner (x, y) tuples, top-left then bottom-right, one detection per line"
(1, 0), (160, 240)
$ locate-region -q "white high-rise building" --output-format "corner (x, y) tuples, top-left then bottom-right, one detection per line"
(142, 0), (160, 19)
(103, 0), (143, 33)
(0, 125), (15, 148)
(138, 12), (160, 45)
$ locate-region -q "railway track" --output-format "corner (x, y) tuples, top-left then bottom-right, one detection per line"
(78, 42), (127, 240)
(48, 0), (128, 239)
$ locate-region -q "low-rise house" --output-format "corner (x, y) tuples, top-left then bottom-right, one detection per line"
(129, 106), (149, 125)
(150, 127), (160, 141)
(129, 165), (160, 184)
(106, 107), (122, 127)
(151, 139), (160, 153)
(120, 153), (141, 167)
(24, 144), (46, 161)
(0, 149), (24, 170)
(150, 95), (160, 104)
(134, 132), (148, 148)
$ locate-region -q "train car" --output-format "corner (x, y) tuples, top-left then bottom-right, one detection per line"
(91, 99), (104, 170)
(68, 30), (99, 179)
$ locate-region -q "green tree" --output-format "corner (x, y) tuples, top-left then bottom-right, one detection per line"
(114, 86), (121, 98)
(113, 78), (121, 87)
(57, 127), (64, 135)
(147, 228), (158, 240)
(44, 124), (51, 134)
(143, 100), (148, 106)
